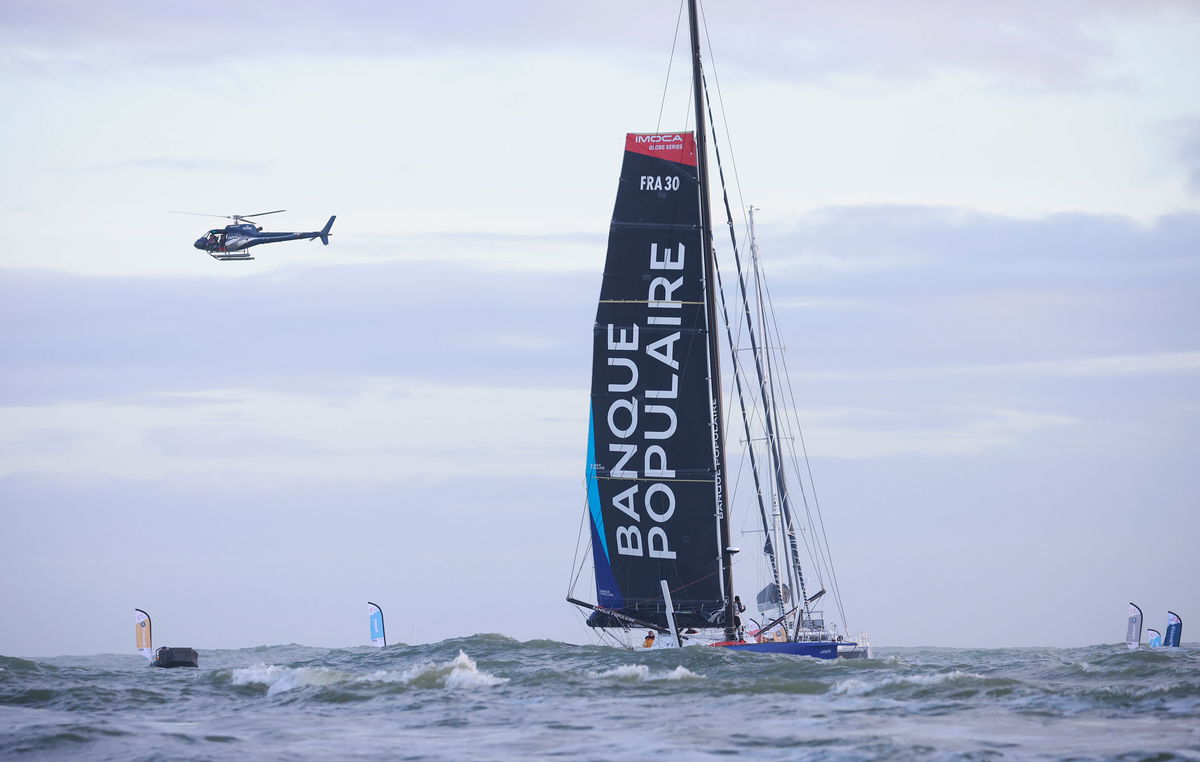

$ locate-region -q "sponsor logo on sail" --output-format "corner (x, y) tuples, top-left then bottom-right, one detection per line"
(603, 240), (688, 562)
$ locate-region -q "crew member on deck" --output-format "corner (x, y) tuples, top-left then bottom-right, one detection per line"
(643, 631), (656, 648)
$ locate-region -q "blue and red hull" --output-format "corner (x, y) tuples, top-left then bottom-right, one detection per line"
(716, 641), (844, 659)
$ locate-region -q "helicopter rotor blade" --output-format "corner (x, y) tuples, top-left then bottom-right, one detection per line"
(168, 210), (233, 219)
(239, 209), (287, 219)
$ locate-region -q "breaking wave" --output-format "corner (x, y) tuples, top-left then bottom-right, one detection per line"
(229, 650), (505, 695)
(833, 669), (990, 696)
(589, 664), (703, 681)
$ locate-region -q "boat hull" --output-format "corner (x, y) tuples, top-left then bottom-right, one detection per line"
(151, 647), (199, 668)
(718, 641), (844, 659)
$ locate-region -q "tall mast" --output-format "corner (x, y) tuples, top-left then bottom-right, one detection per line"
(688, 0), (736, 639)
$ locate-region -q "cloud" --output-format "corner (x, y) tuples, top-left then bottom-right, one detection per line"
(794, 405), (1077, 459)
(0, 259), (597, 406)
(78, 157), (272, 174)
(146, 423), (330, 458)
(2, 0), (1195, 89)
(0, 380), (584, 481)
(1171, 116), (1200, 195)
(766, 207), (1200, 286)
(1, 207), (1195, 409)
(790, 351), (1200, 384)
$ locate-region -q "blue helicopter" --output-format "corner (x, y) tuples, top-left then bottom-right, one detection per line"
(173, 210), (336, 261)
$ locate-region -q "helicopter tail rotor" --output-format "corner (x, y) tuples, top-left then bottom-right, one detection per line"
(317, 215), (336, 246)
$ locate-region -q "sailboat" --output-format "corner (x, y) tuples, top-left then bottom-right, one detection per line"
(566, 0), (868, 659)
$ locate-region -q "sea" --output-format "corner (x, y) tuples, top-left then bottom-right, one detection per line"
(2, 636), (1197, 761)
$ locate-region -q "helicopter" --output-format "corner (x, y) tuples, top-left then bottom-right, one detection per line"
(172, 210), (336, 261)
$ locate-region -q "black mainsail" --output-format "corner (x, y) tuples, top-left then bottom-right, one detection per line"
(582, 132), (728, 631)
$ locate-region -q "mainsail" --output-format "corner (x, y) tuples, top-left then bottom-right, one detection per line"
(368, 601), (387, 648)
(1126, 602), (1143, 649)
(583, 132), (726, 631)
(134, 608), (153, 661)
(1164, 611), (1183, 648)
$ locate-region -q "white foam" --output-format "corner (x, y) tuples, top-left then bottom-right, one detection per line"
(833, 669), (985, 696)
(229, 650), (506, 695)
(832, 677), (874, 696)
(590, 664), (704, 681)
(231, 664), (347, 696)
(443, 650), (507, 688)
(593, 664), (651, 680)
(361, 651), (507, 689)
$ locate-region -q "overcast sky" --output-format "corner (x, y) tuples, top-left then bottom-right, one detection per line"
(1, 0), (1197, 657)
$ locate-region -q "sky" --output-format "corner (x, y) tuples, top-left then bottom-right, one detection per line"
(1, 0), (1197, 656)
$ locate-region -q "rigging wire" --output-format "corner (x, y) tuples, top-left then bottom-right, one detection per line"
(699, 0), (750, 234)
(749, 239), (849, 632)
(567, 490), (593, 598)
(698, 0), (795, 625)
(760, 270), (851, 632)
(705, 94), (795, 627)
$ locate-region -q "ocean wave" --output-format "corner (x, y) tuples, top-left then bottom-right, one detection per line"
(0, 655), (46, 675)
(833, 669), (989, 696)
(412, 650), (508, 689)
(228, 650), (505, 696)
(589, 664), (703, 682)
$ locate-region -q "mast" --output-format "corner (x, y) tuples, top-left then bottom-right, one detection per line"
(687, 0), (737, 639)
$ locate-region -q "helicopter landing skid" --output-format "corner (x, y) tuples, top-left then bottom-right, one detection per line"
(210, 252), (254, 261)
